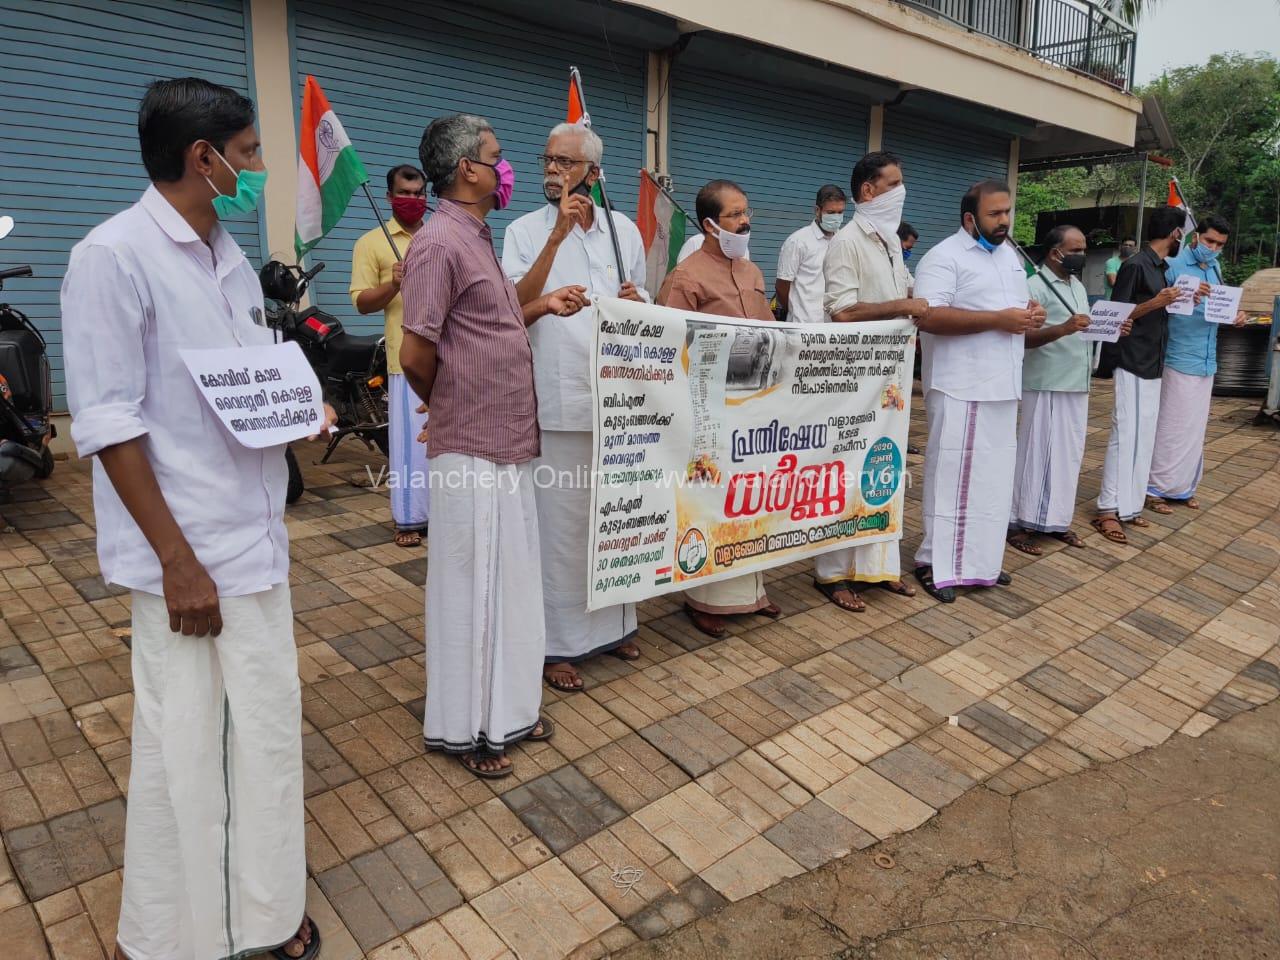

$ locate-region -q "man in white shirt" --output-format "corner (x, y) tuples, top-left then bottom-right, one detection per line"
(677, 232), (703, 263)
(912, 180), (1045, 603)
(775, 184), (846, 323)
(815, 152), (926, 612)
(501, 122), (648, 694)
(61, 79), (325, 960)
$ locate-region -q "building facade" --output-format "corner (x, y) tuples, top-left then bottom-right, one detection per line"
(1, 0), (1141, 413)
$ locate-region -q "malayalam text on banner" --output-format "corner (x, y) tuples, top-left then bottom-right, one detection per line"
(587, 297), (915, 610)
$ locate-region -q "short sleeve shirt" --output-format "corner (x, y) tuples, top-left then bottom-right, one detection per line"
(775, 221), (832, 324)
(657, 247), (774, 321)
(400, 199), (540, 464)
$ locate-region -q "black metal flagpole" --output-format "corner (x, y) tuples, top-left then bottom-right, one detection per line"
(359, 180), (402, 262)
(571, 66), (627, 286)
(1009, 238), (1078, 316)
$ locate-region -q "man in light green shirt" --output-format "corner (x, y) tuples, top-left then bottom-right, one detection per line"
(1009, 226), (1128, 553)
(1104, 236), (1136, 297)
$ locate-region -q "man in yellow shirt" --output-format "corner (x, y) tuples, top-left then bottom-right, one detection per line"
(350, 164), (430, 546)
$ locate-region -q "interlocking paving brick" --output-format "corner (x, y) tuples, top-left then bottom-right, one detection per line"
(633, 783), (757, 873)
(419, 797), (550, 899)
(323, 705), (421, 777)
(868, 741), (976, 808)
(398, 903), (515, 960)
(695, 749), (811, 831)
(817, 767), (935, 840)
(543, 696), (630, 761)
(317, 835), (462, 952)
(5, 799), (125, 900)
(573, 734), (690, 814)
(638, 707), (747, 778)
(471, 858), (618, 960)
(700, 834), (802, 902)
(888, 666), (980, 716)
(763, 800), (876, 869)
(624, 875), (727, 941)
(303, 731), (360, 797)
(331, 624), (421, 670)
(957, 700), (1050, 758)
(332, 523), (395, 550)
(912, 724), (1018, 782)
(502, 765), (626, 854)
(743, 668), (841, 722)
(1022, 663), (1107, 714)
(302, 671), (399, 730)
(560, 818), (692, 919)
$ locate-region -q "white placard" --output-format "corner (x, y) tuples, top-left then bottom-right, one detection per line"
(1166, 274), (1200, 316)
(1079, 300), (1135, 343)
(180, 342), (326, 449)
(1203, 284), (1243, 325)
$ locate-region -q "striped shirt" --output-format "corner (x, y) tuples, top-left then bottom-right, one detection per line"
(401, 199), (540, 464)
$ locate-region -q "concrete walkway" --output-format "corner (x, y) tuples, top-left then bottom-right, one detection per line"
(0, 393), (1276, 959)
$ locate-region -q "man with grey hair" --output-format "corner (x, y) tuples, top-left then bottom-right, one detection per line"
(399, 113), (587, 778)
(501, 120), (648, 693)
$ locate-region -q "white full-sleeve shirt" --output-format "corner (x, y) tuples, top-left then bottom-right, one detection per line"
(913, 227), (1030, 402)
(62, 185), (289, 597)
(502, 203), (649, 432)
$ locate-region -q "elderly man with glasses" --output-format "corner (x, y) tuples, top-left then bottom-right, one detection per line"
(501, 121), (649, 695)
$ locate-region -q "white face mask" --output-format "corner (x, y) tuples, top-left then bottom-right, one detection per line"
(707, 219), (751, 260)
(858, 183), (906, 241)
(818, 212), (844, 234)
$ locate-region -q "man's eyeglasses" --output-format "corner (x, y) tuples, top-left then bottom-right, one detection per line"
(538, 154), (590, 172)
(721, 208), (753, 222)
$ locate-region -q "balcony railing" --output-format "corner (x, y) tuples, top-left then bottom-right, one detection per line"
(898, 0), (1138, 91)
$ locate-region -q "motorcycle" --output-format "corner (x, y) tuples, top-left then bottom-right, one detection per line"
(259, 259), (390, 503)
(0, 249), (55, 494)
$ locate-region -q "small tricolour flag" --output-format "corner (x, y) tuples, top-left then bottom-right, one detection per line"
(654, 565), (672, 586)
(295, 76), (368, 259)
(1167, 178), (1196, 238)
(637, 169), (689, 296)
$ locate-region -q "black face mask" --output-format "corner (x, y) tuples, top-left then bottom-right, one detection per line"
(1119, 247), (1135, 260)
(1059, 252), (1087, 276)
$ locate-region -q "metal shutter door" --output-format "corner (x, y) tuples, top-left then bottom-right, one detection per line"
(293, 0), (646, 332)
(0, 0), (261, 410)
(668, 66), (869, 289)
(882, 111), (1010, 261)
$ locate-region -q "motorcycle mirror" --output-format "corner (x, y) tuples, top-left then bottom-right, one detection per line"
(0, 216), (13, 241)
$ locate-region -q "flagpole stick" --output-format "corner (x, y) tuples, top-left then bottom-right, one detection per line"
(1008, 239), (1078, 316)
(596, 173), (628, 289)
(360, 181), (402, 262)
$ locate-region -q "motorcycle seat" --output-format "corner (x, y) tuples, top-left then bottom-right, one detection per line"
(326, 332), (383, 380)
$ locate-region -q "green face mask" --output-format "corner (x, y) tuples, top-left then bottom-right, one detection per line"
(205, 146), (267, 217)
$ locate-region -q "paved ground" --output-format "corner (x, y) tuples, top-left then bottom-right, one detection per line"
(0, 392), (1276, 960)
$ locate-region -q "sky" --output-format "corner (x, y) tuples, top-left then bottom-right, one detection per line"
(1132, 0), (1280, 83)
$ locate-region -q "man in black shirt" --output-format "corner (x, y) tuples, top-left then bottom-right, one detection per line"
(1092, 207), (1183, 544)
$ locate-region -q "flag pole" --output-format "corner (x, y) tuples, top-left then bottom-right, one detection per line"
(570, 66), (627, 287)
(359, 180), (402, 262)
(1008, 239), (1079, 316)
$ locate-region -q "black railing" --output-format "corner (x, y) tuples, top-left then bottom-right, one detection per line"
(899, 0), (1138, 91)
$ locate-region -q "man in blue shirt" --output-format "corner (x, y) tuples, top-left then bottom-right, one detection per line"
(1146, 215), (1245, 511)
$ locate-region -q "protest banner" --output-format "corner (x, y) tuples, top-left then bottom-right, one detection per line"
(586, 298), (914, 610)
(1166, 274), (1200, 316)
(181, 341), (326, 449)
(1079, 299), (1136, 342)
(1203, 284), (1243, 325)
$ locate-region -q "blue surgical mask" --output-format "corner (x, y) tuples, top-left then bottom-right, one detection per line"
(902, 248), (913, 262)
(205, 146), (268, 218)
(1191, 244), (1220, 265)
(975, 232), (998, 253)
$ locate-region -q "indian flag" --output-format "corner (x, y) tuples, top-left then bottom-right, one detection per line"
(566, 67), (605, 206)
(1167, 178), (1196, 238)
(295, 76), (368, 259)
(637, 169), (687, 295)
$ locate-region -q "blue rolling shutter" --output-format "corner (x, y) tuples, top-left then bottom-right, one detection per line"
(668, 66), (869, 290)
(0, 0), (261, 410)
(882, 110), (1010, 261)
(292, 0), (646, 334)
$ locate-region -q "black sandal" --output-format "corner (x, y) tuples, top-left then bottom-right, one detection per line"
(458, 750), (512, 780)
(272, 916), (322, 960)
(543, 664), (585, 693)
(1006, 531), (1043, 556)
(813, 579), (866, 612)
(913, 565), (955, 604)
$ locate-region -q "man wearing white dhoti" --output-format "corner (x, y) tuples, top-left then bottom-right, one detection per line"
(1146, 214), (1246, 514)
(61, 79), (322, 960)
(1009, 226), (1120, 555)
(1092, 207), (1185, 545)
(400, 114), (586, 778)
(815, 152), (926, 611)
(912, 180), (1046, 603)
(501, 122), (648, 693)
(350, 164), (430, 546)
(657, 180), (782, 637)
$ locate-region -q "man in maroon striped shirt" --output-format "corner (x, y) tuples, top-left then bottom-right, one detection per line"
(399, 114), (587, 779)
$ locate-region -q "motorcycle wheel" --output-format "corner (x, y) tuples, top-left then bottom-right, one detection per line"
(35, 447), (55, 480)
(285, 445), (305, 504)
